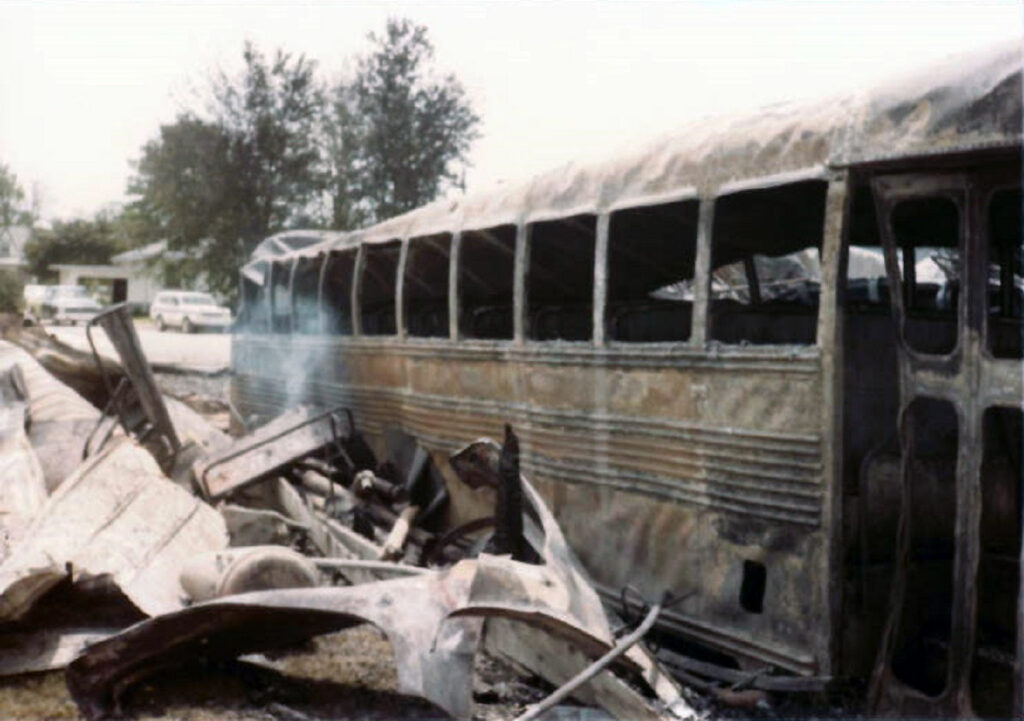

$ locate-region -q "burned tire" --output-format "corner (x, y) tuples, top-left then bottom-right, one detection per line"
(156, 316), (166, 332)
(182, 316), (194, 334)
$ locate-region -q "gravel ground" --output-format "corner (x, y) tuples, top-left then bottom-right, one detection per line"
(0, 626), (544, 721)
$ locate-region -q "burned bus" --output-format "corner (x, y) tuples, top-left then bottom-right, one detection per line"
(232, 41), (1022, 716)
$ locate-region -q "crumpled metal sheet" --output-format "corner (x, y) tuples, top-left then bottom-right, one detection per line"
(0, 437), (228, 622)
(67, 552), (690, 721)
(68, 563), (483, 720)
(451, 439), (611, 639)
(0, 581), (144, 677)
(0, 340), (101, 493)
(66, 438), (693, 721)
(0, 365), (47, 559)
(67, 555), (666, 721)
(0, 336), (230, 494)
(457, 550), (694, 721)
(450, 439), (691, 721)
(0, 627), (118, 677)
(0, 339), (231, 678)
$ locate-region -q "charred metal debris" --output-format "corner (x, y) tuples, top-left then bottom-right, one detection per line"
(0, 310), (815, 721)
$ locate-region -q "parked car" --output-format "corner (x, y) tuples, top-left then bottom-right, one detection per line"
(51, 295), (104, 326)
(149, 291), (232, 333)
(33, 285), (104, 325)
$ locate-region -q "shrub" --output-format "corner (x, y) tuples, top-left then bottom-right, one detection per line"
(0, 270), (24, 313)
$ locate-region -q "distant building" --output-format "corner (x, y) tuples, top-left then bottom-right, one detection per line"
(51, 240), (182, 310)
(0, 226), (31, 272)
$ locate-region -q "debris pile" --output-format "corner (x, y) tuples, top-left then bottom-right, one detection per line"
(0, 308), (697, 721)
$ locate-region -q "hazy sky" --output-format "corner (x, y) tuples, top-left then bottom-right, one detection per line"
(0, 0), (1020, 220)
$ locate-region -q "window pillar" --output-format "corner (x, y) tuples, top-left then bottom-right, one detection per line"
(691, 196), (715, 346)
(593, 213), (609, 347)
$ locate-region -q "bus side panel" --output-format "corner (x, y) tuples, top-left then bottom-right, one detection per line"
(231, 334), (828, 674)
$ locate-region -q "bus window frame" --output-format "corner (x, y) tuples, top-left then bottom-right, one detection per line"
(317, 246), (359, 337)
(400, 232), (455, 341)
(700, 170), (834, 351)
(290, 253), (323, 334)
(521, 213), (600, 345)
(268, 259), (293, 334)
(980, 177), (1022, 362)
(872, 174), (967, 364)
(599, 191), (702, 349)
(454, 223), (519, 344)
(358, 238), (402, 338)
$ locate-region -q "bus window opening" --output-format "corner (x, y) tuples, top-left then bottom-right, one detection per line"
(607, 199), (698, 343)
(527, 214), (597, 342)
(709, 180), (827, 345)
(405, 234), (452, 338)
(359, 241), (401, 336)
(292, 256), (321, 334)
(323, 249), (356, 335)
(459, 225), (516, 340)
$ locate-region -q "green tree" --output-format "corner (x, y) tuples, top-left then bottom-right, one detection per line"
(328, 18), (481, 227)
(324, 83), (368, 231)
(23, 218), (122, 279)
(129, 116), (242, 291)
(105, 202), (163, 252)
(212, 42), (326, 240)
(128, 43), (325, 298)
(128, 25), (480, 294)
(0, 271), (23, 313)
(0, 163), (27, 228)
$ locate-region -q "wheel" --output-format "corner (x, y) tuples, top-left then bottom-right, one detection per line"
(156, 315), (165, 331)
(182, 316), (194, 334)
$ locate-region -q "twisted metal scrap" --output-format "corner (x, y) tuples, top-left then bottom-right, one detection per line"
(67, 437), (693, 721)
(67, 563), (482, 720)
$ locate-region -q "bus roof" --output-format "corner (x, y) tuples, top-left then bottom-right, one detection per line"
(245, 39), (1021, 279)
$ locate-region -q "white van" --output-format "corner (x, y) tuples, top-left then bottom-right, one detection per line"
(149, 291), (232, 333)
